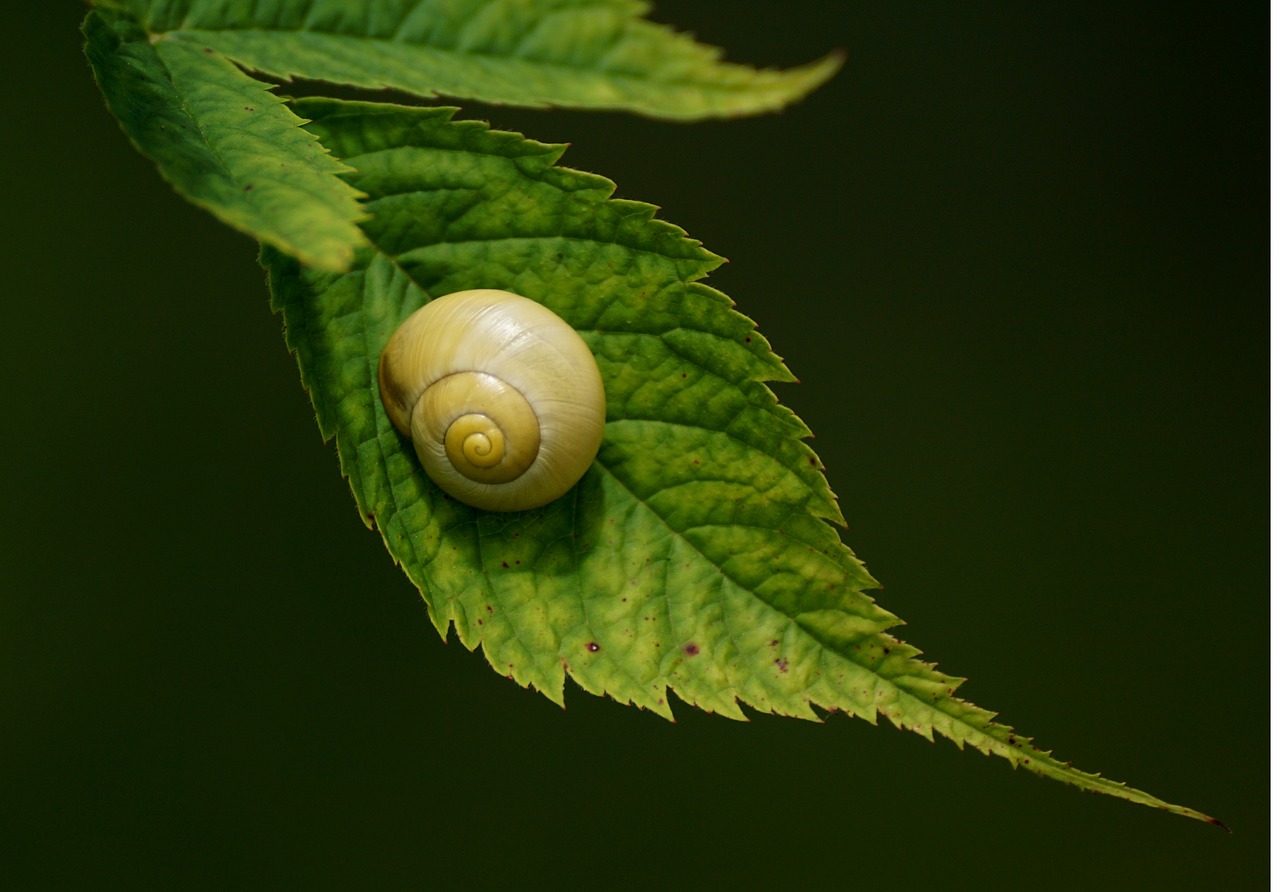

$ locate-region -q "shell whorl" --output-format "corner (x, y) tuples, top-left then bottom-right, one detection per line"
(415, 371), (540, 485)
(378, 289), (605, 512)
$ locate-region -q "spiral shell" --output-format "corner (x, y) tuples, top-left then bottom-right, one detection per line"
(378, 289), (606, 512)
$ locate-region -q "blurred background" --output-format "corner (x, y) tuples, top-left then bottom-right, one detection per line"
(3, 2), (1266, 887)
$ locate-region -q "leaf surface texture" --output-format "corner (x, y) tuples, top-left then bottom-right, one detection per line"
(264, 99), (1218, 825)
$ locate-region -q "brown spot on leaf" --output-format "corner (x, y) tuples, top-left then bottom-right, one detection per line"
(586, 642), (601, 653)
(684, 643), (700, 656)
(775, 658), (789, 672)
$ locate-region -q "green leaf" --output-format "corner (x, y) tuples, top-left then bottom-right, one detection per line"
(265, 97), (1220, 826)
(94, 0), (841, 119)
(83, 8), (368, 272)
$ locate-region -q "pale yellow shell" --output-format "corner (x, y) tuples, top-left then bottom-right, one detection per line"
(378, 289), (606, 512)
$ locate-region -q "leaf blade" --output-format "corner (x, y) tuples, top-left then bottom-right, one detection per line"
(83, 8), (368, 272)
(100, 0), (841, 119)
(265, 98), (1219, 825)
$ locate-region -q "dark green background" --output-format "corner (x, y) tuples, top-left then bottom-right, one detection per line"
(4, 2), (1266, 888)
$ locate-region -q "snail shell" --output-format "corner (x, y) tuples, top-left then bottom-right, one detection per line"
(378, 289), (606, 512)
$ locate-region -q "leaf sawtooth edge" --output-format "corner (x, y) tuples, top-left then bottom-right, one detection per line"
(262, 98), (1223, 828)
